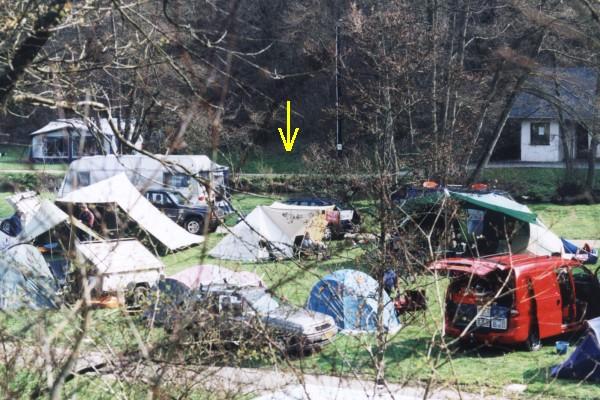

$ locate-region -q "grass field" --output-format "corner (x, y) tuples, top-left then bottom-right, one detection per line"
(0, 144), (67, 172)
(2, 192), (600, 398)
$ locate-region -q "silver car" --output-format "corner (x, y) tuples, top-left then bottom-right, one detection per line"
(152, 283), (338, 352)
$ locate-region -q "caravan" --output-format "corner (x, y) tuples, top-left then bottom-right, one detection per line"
(58, 154), (230, 208)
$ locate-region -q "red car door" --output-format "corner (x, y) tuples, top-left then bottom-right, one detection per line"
(529, 269), (563, 338)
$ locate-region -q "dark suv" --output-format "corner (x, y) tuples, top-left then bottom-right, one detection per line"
(282, 197), (360, 239)
(144, 189), (219, 234)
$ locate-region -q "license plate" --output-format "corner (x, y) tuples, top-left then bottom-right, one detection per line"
(491, 318), (507, 330)
(324, 330), (335, 339)
(478, 306), (491, 317)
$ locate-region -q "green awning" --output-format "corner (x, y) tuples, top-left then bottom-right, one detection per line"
(449, 191), (537, 224)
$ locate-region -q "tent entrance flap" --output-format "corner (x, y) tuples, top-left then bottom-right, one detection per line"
(449, 191), (537, 224)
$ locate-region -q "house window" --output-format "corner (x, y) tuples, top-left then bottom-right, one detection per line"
(530, 122), (551, 146)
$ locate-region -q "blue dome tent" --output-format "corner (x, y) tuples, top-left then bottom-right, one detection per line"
(306, 269), (400, 333)
(552, 317), (600, 382)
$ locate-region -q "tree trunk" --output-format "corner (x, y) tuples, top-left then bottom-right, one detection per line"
(584, 134), (597, 201)
(0, 0), (68, 105)
(557, 115), (574, 178)
(467, 73), (529, 184)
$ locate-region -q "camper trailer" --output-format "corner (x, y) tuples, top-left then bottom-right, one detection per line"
(30, 118), (121, 163)
(58, 154), (230, 208)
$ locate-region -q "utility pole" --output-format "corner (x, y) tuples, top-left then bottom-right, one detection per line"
(335, 22), (343, 156)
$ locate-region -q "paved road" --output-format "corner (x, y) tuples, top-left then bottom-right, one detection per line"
(483, 161), (600, 169)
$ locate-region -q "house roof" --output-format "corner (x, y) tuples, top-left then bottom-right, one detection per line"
(510, 67), (598, 121)
(31, 119), (88, 136)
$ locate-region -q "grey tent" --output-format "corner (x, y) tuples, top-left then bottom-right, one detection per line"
(0, 244), (58, 310)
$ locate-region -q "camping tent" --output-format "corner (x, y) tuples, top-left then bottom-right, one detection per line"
(493, 218), (564, 257)
(209, 202), (333, 261)
(552, 317), (600, 382)
(449, 191), (537, 224)
(0, 244), (57, 310)
(400, 189), (566, 257)
(169, 264), (264, 289)
(30, 118), (121, 163)
(306, 269), (400, 334)
(57, 173), (203, 251)
(0, 230), (15, 251)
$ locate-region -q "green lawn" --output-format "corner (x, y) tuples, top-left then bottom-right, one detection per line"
(481, 167), (600, 202)
(0, 144), (68, 172)
(532, 203), (600, 239)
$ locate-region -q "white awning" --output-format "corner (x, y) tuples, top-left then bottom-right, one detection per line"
(18, 200), (69, 243)
(57, 173), (203, 251)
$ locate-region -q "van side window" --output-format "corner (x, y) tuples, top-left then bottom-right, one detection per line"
(164, 172), (190, 188)
(76, 171), (90, 188)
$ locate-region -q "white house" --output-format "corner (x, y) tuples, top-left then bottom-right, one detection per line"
(509, 68), (598, 162)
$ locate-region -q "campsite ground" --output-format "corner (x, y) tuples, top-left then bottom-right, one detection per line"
(2, 193), (600, 399)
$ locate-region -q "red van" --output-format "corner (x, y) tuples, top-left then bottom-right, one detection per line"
(431, 254), (600, 350)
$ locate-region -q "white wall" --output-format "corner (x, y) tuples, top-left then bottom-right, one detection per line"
(520, 120), (562, 162)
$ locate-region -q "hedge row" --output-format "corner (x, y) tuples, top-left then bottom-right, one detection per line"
(0, 173), (62, 193)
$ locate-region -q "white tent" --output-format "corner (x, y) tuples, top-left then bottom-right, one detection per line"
(209, 203), (333, 262)
(494, 219), (565, 257)
(57, 173), (203, 251)
(527, 220), (565, 256)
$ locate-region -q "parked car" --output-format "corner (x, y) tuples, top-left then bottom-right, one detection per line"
(282, 197), (360, 239)
(144, 189), (219, 234)
(431, 254), (600, 351)
(149, 283), (338, 353)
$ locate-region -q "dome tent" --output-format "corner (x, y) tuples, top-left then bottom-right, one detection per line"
(552, 317), (600, 382)
(0, 244), (58, 310)
(306, 269), (400, 333)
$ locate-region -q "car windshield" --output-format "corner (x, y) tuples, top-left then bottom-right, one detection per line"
(169, 192), (187, 205)
(242, 288), (280, 313)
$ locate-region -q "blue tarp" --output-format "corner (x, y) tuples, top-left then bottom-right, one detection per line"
(561, 238), (598, 264)
(306, 269), (400, 333)
(551, 317), (600, 382)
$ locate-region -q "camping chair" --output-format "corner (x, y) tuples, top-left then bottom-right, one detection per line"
(293, 235), (309, 259)
(293, 235), (330, 260)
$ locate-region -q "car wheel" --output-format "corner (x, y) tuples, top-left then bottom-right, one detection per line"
(131, 285), (149, 308)
(185, 217), (203, 235)
(323, 226), (332, 241)
(525, 323), (542, 352)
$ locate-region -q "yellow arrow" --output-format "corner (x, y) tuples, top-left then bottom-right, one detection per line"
(277, 100), (300, 152)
